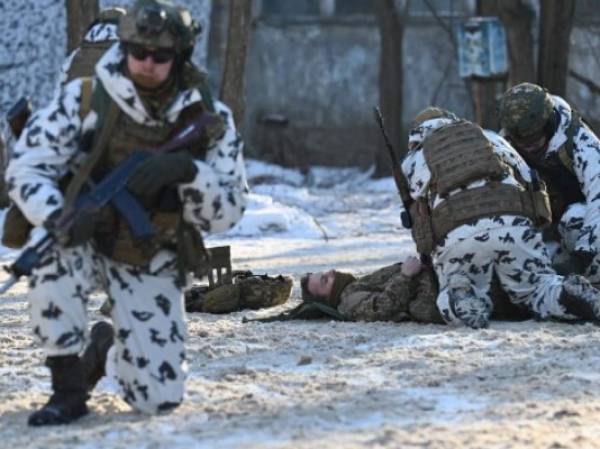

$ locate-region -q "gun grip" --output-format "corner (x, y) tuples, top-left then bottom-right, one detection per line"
(401, 211), (412, 229)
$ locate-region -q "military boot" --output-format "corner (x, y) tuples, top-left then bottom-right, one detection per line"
(81, 321), (115, 390)
(448, 275), (491, 329)
(28, 355), (89, 426)
(559, 274), (600, 321)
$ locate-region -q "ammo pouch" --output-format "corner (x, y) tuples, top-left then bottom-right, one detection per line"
(409, 200), (436, 254)
(430, 183), (551, 241)
(2, 205), (33, 249)
(94, 208), (181, 266)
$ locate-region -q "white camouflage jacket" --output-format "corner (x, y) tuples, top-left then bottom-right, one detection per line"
(401, 118), (535, 251)
(542, 96), (600, 252)
(6, 43), (248, 237)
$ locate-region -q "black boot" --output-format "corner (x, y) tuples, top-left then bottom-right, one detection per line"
(28, 355), (89, 426)
(560, 274), (600, 321)
(81, 321), (115, 391)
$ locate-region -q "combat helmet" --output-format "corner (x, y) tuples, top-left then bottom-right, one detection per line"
(96, 6), (127, 24)
(498, 83), (554, 139)
(118, 0), (199, 58)
(409, 106), (459, 146)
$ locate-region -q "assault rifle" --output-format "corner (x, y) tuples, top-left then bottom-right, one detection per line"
(373, 107), (413, 228)
(373, 107), (432, 266)
(0, 113), (218, 295)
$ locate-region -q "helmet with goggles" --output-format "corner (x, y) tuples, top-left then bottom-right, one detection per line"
(118, 0), (199, 57)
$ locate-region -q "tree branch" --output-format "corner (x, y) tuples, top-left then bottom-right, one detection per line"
(569, 69), (600, 95)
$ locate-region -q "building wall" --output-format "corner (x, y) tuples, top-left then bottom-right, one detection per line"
(243, 16), (472, 168)
(0, 0), (211, 115)
(1, 0), (599, 169)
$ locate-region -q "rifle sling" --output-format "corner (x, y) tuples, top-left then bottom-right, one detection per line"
(64, 85), (120, 210)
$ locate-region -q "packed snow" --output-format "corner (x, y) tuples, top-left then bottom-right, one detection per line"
(2, 160), (600, 449)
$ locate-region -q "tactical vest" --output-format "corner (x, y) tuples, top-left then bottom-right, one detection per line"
(78, 77), (219, 268)
(410, 121), (552, 254)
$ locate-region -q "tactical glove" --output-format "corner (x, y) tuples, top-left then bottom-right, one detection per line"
(45, 209), (98, 248)
(127, 152), (198, 198)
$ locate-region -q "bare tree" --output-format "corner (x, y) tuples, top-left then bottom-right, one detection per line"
(219, 0), (253, 125)
(66, 0), (99, 54)
(538, 0), (576, 96)
(496, 0), (536, 85)
(374, 0), (410, 177)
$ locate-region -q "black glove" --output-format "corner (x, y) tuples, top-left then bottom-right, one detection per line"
(45, 209), (97, 247)
(127, 152), (198, 198)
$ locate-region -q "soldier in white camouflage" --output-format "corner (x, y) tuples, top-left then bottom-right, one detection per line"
(6, 0), (247, 426)
(399, 106), (600, 329)
(499, 83), (600, 282)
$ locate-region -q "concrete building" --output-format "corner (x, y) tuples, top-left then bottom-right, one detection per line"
(0, 0), (598, 169)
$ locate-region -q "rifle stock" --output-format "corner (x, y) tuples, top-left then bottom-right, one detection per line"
(374, 106), (432, 266)
(373, 107), (413, 228)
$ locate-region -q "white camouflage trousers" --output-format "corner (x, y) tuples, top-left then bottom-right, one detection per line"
(28, 243), (187, 414)
(435, 223), (572, 325)
(558, 202), (600, 283)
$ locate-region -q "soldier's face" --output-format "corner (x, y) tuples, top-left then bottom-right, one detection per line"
(127, 45), (174, 88)
(509, 132), (548, 158)
(307, 270), (336, 298)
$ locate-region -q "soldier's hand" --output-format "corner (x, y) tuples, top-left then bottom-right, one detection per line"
(401, 256), (422, 277)
(45, 209), (97, 247)
(127, 152), (198, 197)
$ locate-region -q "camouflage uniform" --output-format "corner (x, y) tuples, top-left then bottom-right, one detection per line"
(6, 1), (247, 418)
(57, 10), (122, 89)
(186, 272), (293, 314)
(500, 83), (600, 284)
(401, 110), (600, 328)
(336, 263), (443, 323)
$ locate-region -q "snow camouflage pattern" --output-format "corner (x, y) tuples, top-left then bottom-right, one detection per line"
(5, 43), (248, 413)
(57, 21), (120, 89)
(402, 119), (595, 327)
(523, 96), (600, 284)
(337, 264), (443, 324)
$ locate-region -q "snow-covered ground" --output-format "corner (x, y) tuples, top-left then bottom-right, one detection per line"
(2, 160), (600, 449)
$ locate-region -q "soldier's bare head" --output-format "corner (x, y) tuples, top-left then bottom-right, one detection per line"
(302, 270), (336, 300)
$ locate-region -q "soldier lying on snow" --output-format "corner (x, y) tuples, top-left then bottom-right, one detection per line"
(269, 256), (527, 324)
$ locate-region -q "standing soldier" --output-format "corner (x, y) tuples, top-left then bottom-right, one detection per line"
(400, 107), (600, 329)
(498, 82), (600, 281)
(5, 0), (247, 425)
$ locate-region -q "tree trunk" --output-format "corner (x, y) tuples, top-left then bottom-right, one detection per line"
(374, 0), (409, 178)
(538, 0), (575, 96)
(473, 0), (502, 130)
(66, 0), (99, 54)
(496, 0), (536, 85)
(219, 0), (253, 125)
(207, 0), (230, 94)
